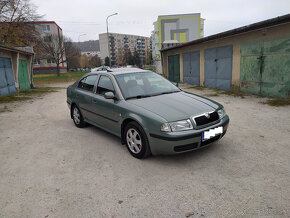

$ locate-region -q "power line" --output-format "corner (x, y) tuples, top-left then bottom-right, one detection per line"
(55, 20), (101, 25)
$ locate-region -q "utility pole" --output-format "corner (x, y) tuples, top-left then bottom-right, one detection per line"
(78, 34), (86, 68)
(106, 13), (118, 67)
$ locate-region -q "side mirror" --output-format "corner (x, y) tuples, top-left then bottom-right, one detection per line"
(104, 91), (115, 99)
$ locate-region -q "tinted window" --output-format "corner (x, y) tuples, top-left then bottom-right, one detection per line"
(78, 75), (98, 92)
(96, 76), (115, 95)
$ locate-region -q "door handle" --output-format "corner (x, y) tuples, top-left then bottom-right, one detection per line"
(92, 99), (98, 103)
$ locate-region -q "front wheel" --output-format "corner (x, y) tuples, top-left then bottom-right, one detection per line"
(124, 121), (151, 159)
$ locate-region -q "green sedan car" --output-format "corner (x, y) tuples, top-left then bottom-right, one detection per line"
(67, 68), (229, 159)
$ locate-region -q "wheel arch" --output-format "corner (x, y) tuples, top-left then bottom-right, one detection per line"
(121, 117), (144, 145)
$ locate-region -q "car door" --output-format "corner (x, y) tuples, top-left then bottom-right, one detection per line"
(90, 75), (121, 135)
(75, 74), (99, 121)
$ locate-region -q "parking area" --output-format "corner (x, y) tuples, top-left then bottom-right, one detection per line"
(0, 85), (289, 217)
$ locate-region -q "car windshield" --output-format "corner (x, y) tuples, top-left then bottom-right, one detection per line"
(114, 71), (180, 100)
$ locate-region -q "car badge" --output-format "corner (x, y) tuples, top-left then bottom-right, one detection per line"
(205, 113), (210, 118)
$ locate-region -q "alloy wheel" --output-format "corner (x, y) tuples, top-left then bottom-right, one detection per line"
(126, 128), (142, 154)
(73, 107), (80, 125)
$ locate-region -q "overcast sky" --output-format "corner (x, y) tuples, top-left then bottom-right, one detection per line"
(31, 0), (290, 42)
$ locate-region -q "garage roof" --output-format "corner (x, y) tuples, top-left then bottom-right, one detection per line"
(0, 44), (34, 55)
(161, 13), (290, 52)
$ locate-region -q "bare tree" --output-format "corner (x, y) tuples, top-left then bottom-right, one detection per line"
(0, 0), (42, 46)
(64, 37), (81, 69)
(117, 47), (123, 66)
(0, 0), (10, 15)
(146, 47), (152, 65)
(88, 55), (102, 68)
(38, 34), (66, 76)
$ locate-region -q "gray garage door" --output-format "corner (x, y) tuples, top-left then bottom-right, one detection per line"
(183, 51), (200, 85)
(204, 45), (233, 90)
(0, 57), (16, 96)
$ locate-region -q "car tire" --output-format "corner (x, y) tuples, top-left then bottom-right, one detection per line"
(72, 105), (86, 128)
(124, 121), (151, 159)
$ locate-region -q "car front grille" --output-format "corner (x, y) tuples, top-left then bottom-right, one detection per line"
(193, 111), (219, 127)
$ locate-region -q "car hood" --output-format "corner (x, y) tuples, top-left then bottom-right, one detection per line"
(127, 92), (220, 122)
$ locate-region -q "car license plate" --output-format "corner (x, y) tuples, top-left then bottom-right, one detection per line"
(202, 126), (223, 141)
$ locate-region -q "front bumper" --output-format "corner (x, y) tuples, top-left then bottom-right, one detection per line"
(148, 116), (229, 155)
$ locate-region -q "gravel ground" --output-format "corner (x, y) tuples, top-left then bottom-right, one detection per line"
(0, 84), (289, 218)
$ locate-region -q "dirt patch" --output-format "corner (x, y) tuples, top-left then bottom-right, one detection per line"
(0, 88), (289, 217)
(0, 87), (63, 112)
(263, 97), (290, 106)
(184, 84), (290, 103)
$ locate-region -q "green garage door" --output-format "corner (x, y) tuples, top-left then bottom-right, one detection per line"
(240, 36), (290, 98)
(168, 54), (180, 82)
(18, 59), (30, 91)
(0, 57), (16, 96)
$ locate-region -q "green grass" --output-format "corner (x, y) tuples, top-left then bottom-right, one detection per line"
(217, 89), (245, 98)
(189, 86), (206, 90)
(188, 85), (245, 98)
(0, 87), (62, 104)
(205, 93), (220, 97)
(264, 97), (290, 106)
(33, 71), (88, 83)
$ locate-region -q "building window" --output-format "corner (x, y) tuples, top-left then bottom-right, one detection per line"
(47, 59), (55, 64)
(42, 25), (50, 31)
(33, 59), (40, 65)
(43, 35), (52, 42)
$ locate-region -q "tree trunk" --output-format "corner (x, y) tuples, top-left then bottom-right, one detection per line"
(56, 64), (60, 77)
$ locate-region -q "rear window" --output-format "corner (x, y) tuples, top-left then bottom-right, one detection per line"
(78, 75), (98, 92)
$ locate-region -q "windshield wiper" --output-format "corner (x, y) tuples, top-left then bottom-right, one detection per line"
(126, 95), (152, 100)
(150, 90), (181, 97)
(160, 90), (181, 95)
(126, 90), (181, 100)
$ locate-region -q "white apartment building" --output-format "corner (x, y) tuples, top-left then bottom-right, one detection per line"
(99, 32), (150, 66)
(33, 21), (67, 74)
(81, 51), (100, 57)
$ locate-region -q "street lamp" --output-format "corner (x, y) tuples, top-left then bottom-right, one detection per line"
(78, 34), (86, 68)
(106, 13), (118, 67)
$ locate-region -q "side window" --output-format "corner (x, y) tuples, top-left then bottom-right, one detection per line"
(78, 75), (98, 92)
(96, 76), (115, 96)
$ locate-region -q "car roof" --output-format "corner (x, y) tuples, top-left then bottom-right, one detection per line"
(89, 67), (150, 76)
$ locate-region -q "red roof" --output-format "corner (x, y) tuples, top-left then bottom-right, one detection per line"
(33, 21), (62, 31)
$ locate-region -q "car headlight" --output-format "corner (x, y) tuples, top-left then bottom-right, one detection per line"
(161, 119), (193, 132)
(217, 108), (226, 119)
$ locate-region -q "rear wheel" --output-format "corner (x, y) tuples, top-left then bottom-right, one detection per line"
(124, 121), (151, 159)
(72, 105), (86, 128)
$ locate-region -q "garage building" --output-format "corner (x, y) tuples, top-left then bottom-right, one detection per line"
(0, 44), (34, 96)
(161, 14), (290, 98)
